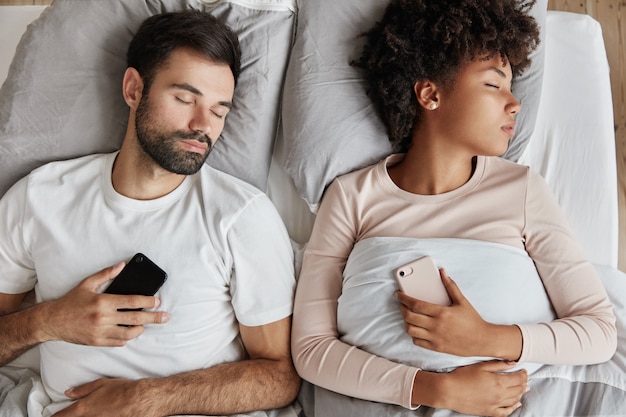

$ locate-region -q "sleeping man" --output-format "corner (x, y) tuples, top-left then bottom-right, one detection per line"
(0, 10), (300, 417)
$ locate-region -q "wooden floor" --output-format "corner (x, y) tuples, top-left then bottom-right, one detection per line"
(1, 0), (625, 270)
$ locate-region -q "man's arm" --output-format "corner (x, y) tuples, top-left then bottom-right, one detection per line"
(0, 291), (41, 365)
(58, 316), (301, 417)
(0, 264), (168, 367)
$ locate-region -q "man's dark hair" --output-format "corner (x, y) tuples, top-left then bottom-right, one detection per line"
(127, 10), (242, 93)
(354, 0), (540, 152)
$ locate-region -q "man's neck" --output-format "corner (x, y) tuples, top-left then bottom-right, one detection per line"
(111, 145), (186, 200)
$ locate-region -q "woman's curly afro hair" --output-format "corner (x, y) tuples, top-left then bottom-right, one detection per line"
(354, 0), (540, 152)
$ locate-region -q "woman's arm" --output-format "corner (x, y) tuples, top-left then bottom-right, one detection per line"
(292, 180), (420, 408)
(518, 170), (617, 364)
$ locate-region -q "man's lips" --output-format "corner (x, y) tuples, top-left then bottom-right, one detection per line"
(178, 139), (209, 154)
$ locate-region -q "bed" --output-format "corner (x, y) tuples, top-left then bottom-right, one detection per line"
(0, 1), (624, 416)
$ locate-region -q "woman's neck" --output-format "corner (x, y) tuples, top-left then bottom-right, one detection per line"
(387, 141), (476, 195)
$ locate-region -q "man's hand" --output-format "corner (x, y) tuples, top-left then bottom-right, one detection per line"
(54, 378), (154, 417)
(396, 269), (522, 360)
(40, 263), (170, 347)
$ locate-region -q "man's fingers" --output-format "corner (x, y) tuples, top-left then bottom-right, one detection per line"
(107, 294), (160, 311)
(84, 262), (126, 290)
(114, 309), (170, 326)
(64, 379), (103, 399)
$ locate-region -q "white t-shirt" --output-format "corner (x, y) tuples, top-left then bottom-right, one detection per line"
(0, 152), (296, 412)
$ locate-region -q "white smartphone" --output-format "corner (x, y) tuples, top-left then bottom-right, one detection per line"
(394, 255), (451, 306)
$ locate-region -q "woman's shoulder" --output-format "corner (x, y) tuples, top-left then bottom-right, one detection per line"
(335, 154), (399, 186)
(484, 156), (556, 204)
(336, 155), (386, 178)
(484, 155), (532, 182)
(487, 155), (529, 172)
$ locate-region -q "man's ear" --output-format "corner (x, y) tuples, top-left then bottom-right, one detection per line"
(413, 80), (440, 110)
(122, 67), (144, 109)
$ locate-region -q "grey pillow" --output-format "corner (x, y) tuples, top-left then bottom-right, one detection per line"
(280, 0), (547, 211)
(0, 0), (295, 197)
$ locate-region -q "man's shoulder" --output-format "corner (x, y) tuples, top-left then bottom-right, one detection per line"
(0, 153), (112, 215)
(194, 164), (288, 236)
(18, 153), (110, 196)
(197, 163), (266, 201)
(29, 153), (109, 181)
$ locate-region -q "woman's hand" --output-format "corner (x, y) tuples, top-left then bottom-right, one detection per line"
(396, 269), (522, 360)
(414, 360), (529, 417)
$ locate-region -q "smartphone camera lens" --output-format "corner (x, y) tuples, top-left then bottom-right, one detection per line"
(399, 270), (405, 277)
(136, 255), (144, 263)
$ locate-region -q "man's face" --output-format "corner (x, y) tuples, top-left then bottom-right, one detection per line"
(134, 48), (235, 175)
(135, 95), (210, 175)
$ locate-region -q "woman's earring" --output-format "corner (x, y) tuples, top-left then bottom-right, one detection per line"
(429, 102), (438, 110)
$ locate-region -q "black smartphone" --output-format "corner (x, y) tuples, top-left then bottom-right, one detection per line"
(104, 253), (168, 297)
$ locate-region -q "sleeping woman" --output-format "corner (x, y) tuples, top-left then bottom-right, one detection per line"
(290, 1), (617, 416)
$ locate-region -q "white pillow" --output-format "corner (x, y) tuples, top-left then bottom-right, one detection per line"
(0, 0), (295, 197)
(280, 0), (547, 211)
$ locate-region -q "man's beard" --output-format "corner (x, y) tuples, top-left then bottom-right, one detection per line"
(135, 96), (212, 175)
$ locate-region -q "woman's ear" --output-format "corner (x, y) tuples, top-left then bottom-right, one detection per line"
(122, 67), (144, 109)
(414, 80), (440, 110)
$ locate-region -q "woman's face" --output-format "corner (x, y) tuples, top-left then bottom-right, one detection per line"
(434, 54), (521, 157)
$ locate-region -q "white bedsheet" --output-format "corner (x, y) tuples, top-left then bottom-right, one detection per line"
(519, 12), (618, 268)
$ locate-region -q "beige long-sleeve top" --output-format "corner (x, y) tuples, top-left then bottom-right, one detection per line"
(291, 154), (617, 409)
